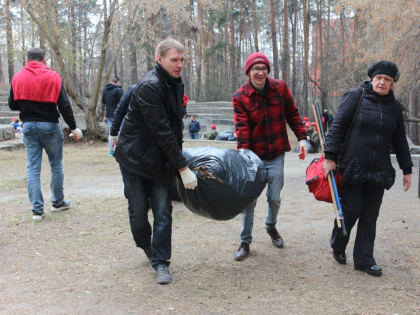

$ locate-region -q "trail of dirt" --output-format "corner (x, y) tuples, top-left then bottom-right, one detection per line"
(0, 143), (419, 314)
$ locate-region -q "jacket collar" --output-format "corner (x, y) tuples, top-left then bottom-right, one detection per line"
(154, 63), (183, 87)
(244, 77), (275, 97)
(154, 64), (184, 120)
(362, 81), (396, 103)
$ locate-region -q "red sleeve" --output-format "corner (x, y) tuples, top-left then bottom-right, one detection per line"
(182, 94), (189, 107)
(233, 94), (250, 150)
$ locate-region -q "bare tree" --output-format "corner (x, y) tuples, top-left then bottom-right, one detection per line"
(18, 0), (141, 137)
(5, 0), (15, 82)
(282, 0), (290, 84)
(303, 0), (309, 112)
(270, 0), (279, 78)
(252, 0), (259, 52)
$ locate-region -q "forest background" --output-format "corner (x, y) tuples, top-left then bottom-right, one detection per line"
(0, 0), (419, 142)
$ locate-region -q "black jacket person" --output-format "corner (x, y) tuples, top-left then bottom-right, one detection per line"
(113, 38), (197, 285)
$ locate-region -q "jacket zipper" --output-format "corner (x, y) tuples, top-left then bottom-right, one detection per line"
(372, 96), (383, 170)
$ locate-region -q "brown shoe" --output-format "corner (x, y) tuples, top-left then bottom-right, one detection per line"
(266, 227), (284, 248)
(234, 242), (250, 261)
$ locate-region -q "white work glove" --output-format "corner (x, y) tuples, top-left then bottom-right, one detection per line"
(110, 135), (118, 147)
(70, 128), (83, 140)
(179, 167), (198, 190)
(298, 139), (309, 160)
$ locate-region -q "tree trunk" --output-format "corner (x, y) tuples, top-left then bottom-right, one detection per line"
(5, 0), (15, 83)
(270, 0), (279, 78)
(317, 0), (327, 109)
(0, 53), (4, 83)
(408, 86), (419, 144)
(325, 0), (331, 109)
(282, 0), (289, 84)
(198, 1), (207, 97)
(129, 40), (138, 84)
(20, 5), (26, 66)
(303, 0), (309, 113)
(291, 0), (297, 96)
(252, 0), (259, 52)
(69, 0), (78, 83)
(229, 0), (237, 94)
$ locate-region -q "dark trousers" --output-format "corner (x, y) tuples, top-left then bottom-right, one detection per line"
(120, 166), (173, 269)
(330, 181), (385, 267)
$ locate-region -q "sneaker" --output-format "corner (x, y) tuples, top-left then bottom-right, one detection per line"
(32, 213), (45, 220)
(156, 264), (172, 284)
(51, 200), (72, 212)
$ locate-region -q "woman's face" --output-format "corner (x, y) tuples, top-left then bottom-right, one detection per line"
(372, 74), (394, 95)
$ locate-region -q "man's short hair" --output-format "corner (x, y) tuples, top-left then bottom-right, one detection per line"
(155, 38), (185, 58)
(111, 76), (120, 84)
(27, 47), (45, 62)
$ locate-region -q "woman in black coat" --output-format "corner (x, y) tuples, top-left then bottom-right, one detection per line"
(323, 61), (413, 277)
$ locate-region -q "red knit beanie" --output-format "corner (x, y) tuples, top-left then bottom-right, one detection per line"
(244, 52), (271, 75)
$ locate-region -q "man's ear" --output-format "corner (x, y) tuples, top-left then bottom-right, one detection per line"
(156, 54), (162, 65)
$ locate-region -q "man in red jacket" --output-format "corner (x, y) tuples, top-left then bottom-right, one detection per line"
(9, 47), (82, 220)
(232, 52), (309, 260)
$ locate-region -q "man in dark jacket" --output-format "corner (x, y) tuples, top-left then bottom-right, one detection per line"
(8, 47), (82, 220)
(102, 76), (123, 156)
(114, 38), (198, 284)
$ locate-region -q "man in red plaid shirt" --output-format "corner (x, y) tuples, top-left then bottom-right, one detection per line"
(233, 52), (309, 261)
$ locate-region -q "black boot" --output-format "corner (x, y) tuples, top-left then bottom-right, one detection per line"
(234, 242), (250, 261)
(266, 227), (284, 248)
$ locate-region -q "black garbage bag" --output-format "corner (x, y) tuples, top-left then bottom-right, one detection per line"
(175, 147), (267, 220)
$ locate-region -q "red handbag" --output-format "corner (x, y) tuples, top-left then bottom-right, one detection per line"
(305, 155), (342, 203)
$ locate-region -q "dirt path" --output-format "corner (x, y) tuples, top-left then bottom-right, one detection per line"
(0, 143), (419, 314)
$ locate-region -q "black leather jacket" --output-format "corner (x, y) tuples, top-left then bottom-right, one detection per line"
(114, 64), (187, 179)
(325, 81), (412, 189)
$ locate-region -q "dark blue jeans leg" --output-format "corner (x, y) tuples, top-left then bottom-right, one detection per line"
(119, 166), (152, 249)
(149, 172), (173, 269)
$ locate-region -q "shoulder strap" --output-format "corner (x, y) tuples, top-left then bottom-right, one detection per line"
(338, 87), (364, 163)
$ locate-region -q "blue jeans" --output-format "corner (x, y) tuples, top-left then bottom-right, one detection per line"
(189, 132), (199, 139)
(22, 122), (65, 214)
(240, 153), (285, 244)
(119, 166), (173, 269)
(106, 118), (114, 154)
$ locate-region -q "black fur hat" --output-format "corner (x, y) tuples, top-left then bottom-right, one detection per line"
(368, 61), (400, 82)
